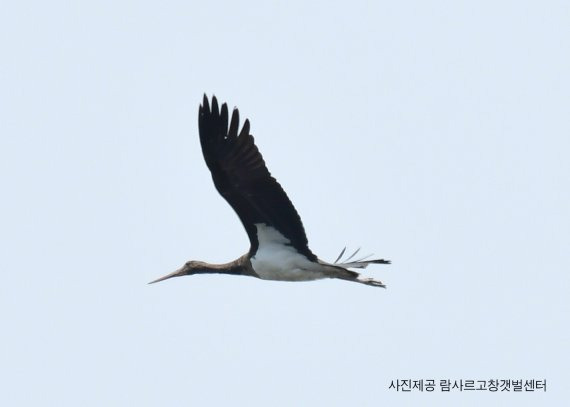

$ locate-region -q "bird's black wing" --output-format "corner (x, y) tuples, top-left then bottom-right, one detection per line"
(198, 95), (316, 260)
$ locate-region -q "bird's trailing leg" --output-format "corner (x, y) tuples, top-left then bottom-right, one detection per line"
(319, 261), (387, 288)
(334, 270), (386, 288)
(355, 276), (386, 288)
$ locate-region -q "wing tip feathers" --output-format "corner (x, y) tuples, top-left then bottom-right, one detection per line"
(201, 95), (252, 141)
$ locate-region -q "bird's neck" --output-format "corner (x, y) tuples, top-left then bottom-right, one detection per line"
(198, 255), (252, 276)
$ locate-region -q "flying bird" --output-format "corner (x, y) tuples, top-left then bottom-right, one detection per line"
(150, 95), (390, 287)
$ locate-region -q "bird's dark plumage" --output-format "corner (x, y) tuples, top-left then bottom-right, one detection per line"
(148, 95), (389, 287)
(198, 95), (317, 261)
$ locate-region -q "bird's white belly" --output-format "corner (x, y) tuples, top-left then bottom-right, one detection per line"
(251, 253), (324, 281)
(250, 223), (325, 282)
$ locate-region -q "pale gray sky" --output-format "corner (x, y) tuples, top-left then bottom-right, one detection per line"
(1, 1), (568, 406)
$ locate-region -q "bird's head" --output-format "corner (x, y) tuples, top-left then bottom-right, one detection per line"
(148, 260), (209, 284)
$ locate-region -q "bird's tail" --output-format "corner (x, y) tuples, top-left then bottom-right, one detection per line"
(316, 247), (390, 288)
(333, 247), (391, 269)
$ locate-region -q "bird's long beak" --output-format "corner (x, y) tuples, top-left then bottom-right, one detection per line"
(148, 267), (186, 284)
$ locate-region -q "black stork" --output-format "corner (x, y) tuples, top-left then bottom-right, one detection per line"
(149, 95), (390, 287)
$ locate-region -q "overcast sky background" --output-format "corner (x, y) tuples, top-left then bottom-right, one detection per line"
(1, 1), (568, 406)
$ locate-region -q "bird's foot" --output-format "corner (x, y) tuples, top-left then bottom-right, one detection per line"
(357, 277), (386, 288)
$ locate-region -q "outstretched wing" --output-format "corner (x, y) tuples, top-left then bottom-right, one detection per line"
(198, 95), (316, 261)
